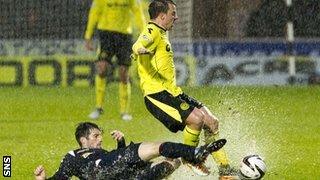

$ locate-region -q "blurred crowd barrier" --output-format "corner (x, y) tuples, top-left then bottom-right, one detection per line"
(189, 41), (320, 85)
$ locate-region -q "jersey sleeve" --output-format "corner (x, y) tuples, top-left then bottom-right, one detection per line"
(117, 138), (126, 149)
(132, 25), (160, 54)
(84, 0), (103, 40)
(46, 153), (76, 180)
(130, 0), (146, 33)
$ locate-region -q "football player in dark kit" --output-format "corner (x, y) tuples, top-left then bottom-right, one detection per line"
(34, 122), (226, 179)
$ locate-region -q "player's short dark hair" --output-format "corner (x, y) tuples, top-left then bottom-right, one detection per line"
(148, 0), (176, 19)
(75, 122), (102, 146)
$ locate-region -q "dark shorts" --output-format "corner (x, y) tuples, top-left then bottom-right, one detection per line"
(97, 142), (152, 179)
(144, 91), (203, 133)
(98, 30), (133, 66)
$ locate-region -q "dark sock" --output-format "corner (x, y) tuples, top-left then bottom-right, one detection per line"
(159, 142), (196, 162)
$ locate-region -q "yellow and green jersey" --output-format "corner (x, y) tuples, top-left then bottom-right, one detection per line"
(85, 0), (145, 40)
(132, 22), (182, 96)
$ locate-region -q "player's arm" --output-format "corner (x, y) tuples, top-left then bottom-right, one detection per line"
(45, 153), (76, 180)
(130, 0), (146, 33)
(84, 0), (103, 40)
(111, 130), (126, 149)
(132, 26), (159, 55)
(84, 0), (103, 50)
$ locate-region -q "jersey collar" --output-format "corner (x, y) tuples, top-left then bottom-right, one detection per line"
(148, 22), (167, 32)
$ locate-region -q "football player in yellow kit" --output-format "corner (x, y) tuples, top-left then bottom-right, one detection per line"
(85, 0), (145, 121)
(132, 0), (238, 178)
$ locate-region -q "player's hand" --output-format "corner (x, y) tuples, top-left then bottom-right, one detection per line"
(85, 39), (94, 51)
(111, 130), (124, 142)
(34, 165), (46, 180)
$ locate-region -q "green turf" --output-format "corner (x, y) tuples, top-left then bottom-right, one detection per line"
(0, 84), (319, 179)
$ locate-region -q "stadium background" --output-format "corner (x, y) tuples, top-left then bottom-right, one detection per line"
(0, 0), (319, 179)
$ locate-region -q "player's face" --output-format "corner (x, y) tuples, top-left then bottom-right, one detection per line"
(163, 3), (178, 30)
(83, 128), (103, 149)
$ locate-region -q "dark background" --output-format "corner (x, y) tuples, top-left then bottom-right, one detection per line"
(1, 0), (320, 39)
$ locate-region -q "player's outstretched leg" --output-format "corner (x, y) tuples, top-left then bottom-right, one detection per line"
(194, 139), (227, 164)
(139, 139), (227, 177)
(159, 139), (226, 164)
(183, 139), (227, 176)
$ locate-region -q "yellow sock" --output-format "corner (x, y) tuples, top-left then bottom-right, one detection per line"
(119, 82), (131, 114)
(95, 75), (106, 109)
(183, 126), (201, 147)
(212, 148), (229, 166)
(204, 130), (229, 166)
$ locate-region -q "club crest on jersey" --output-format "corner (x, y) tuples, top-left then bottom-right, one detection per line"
(82, 152), (93, 158)
(180, 102), (189, 110)
(142, 35), (151, 42)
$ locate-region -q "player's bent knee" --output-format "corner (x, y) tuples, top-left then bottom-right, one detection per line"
(95, 66), (107, 77)
(138, 142), (162, 161)
(211, 116), (219, 127)
(186, 109), (205, 129)
(202, 112), (220, 133)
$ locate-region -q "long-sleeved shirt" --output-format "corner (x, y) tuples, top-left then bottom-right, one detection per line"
(132, 22), (182, 97)
(47, 139), (135, 179)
